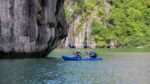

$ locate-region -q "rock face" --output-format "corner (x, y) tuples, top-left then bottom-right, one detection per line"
(63, 1), (97, 48)
(65, 16), (96, 48)
(63, 1), (111, 48)
(0, 0), (68, 58)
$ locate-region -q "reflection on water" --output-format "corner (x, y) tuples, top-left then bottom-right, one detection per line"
(0, 52), (150, 84)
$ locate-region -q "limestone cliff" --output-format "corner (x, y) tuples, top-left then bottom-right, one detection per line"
(65, 15), (96, 48)
(0, 0), (68, 58)
(63, 0), (97, 48)
(63, 0), (111, 48)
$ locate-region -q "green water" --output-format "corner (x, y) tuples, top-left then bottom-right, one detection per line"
(0, 48), (150, 84)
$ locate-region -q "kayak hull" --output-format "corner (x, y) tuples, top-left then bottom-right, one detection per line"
(62, 55), (102, 61)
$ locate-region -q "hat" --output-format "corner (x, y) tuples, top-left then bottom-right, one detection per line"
(76, 50), (80, 52)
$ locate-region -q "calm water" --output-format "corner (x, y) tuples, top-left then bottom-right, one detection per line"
(0, 52), (150, 84)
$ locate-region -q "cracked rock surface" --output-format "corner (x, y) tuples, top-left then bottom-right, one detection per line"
(0, 0), (68, 58)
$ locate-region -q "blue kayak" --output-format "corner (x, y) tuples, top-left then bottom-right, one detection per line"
(62, 55), (102, 61)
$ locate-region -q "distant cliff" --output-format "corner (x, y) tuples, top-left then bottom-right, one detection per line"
(63, 0), (149, 48)
(63, 0), (110, 48)
(62, 0), (101, 48)
(0, 0), (68, 58)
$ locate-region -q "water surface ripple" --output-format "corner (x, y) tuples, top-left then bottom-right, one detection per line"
(0, 52), (150, 84)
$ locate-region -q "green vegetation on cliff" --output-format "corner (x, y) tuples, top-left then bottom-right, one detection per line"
(65, 0), (150, 48)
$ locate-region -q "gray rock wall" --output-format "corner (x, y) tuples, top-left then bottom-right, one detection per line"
(65, 16), (96, 48)
(0, 0), (68, 58)
(64, 1), (96, 48)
